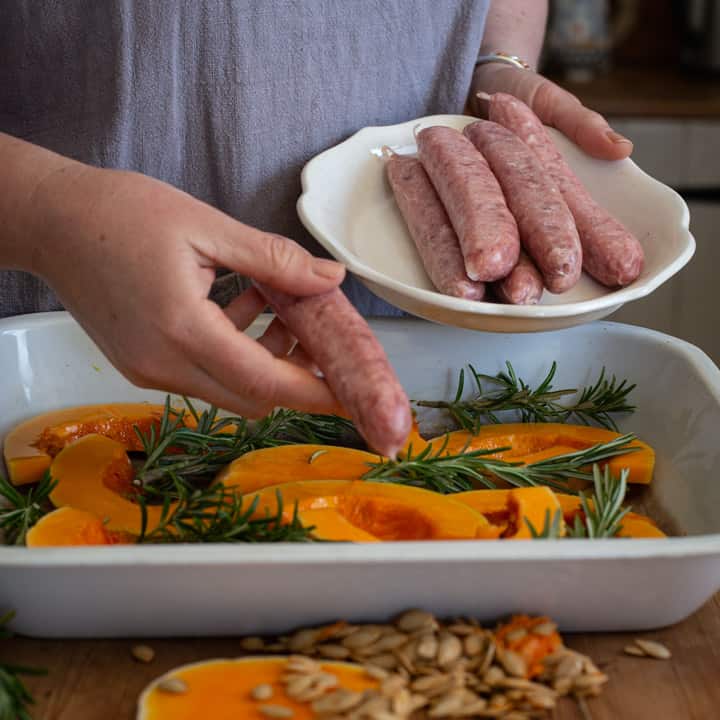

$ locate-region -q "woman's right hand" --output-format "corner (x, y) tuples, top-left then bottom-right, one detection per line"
(26, 161), (347, 418)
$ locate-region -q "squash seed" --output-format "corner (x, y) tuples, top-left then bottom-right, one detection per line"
(258, 705), (294, 718)
(131, 644), (155, 663)
(463, 633), (483, 657)
(498, 649), (527, 678)
(395, 610), (437, 634)
(623, 644), (646, 657)
(311, 688), (364, 713)
(573, 673), (609, 691)
(416, 633), (439, 660)
(316, 643), (351, 659)
(156, 677), (188, 694)
(532, 621), (557, 636)
(554, 653), (583, 680)
(240, 636), (265, 651)
(285, 655), (321, 674)
(251, 683), (274, 701)
(483, 666), (506, 686)
(436, 632), (463, 667)
(428, 689), (464, 717)
(343, 626), (384, 649)
(504, 627), (528, 643)
(634, 639), (672, 660)
(364, 653), (399, 670)
(447, 623), (475, 636)
(288, 629), (320, 653)
(364, 664), (390, 681)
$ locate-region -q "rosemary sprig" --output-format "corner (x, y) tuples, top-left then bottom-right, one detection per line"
(568, 465), (631, 539)
(362, 434), (638, 495)
(134, 397), (358, 490)
(138, 485), (315, 544)
(0, 611), (46, 720)
(415, 362), (635, 432)
(0, 473), (56, 546)
(526, 508), (564, 539)
(525, 465), (631, 540)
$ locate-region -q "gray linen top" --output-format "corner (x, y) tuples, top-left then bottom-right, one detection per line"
(0, 0), (490, 317)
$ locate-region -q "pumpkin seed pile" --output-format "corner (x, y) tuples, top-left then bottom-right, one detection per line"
(240, 610), (609, 719)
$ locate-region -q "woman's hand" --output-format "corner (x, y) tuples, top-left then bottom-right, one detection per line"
(470, 62), (633, 161)
(29, 164), (346, 418)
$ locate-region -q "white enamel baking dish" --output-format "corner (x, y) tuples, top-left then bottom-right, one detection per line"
(1, 312), (719, 637)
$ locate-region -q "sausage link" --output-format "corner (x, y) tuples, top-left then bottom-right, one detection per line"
(416, 125), (520, 282)
(487, 92), (644, 287)
(385, 153), (485, 300)
(463, 120), (582, 294)
(492, 251), (544, 305)
(253, 284), (412, 457)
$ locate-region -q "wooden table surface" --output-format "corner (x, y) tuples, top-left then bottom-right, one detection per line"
(5, 593), (719, 720)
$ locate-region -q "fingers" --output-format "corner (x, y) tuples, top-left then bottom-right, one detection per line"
(257, 316), (296, 357)
(472, 63), (633, 161)
(183, 301), (342, 417)
(223, 286), (268, 330)
(531, 80), (633, 161)
(196, 225), (346, 297)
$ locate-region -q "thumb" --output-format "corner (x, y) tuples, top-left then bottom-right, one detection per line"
(199, 223), (346, 296)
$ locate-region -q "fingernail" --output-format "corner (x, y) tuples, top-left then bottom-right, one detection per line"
(313, 258), (345, 279)
(607, 130), (632, 145)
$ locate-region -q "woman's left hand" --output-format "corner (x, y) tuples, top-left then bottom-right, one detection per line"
(469, 62), (633, 161)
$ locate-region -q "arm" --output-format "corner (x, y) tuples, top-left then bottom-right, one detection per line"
(472, 0), (633, 160)
(0, 131), (346, 417)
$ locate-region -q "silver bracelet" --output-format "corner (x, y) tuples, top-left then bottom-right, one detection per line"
(475, 51), (531, 71)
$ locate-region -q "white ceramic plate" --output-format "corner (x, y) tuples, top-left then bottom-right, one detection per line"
(298, 114), (695, 332)
(1, 313), (719, 637)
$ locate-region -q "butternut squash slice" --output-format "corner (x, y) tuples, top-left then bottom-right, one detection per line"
(218, 444), (382, 494)
(246, 480), (490, 541)
(4, 403), (167, 486)
(26, 507), (133, 547)
(137, 656), (377, 720)
(555, 494), (666, 538)
(454, 487), (565, 539)
(49, 434), (171, 535)
(430, 423), (655, 484)
(495, 615), (563, 678)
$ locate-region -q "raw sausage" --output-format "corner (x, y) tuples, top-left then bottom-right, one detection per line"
(253, 283), (412, 458)
(463, 120), (582, 294)
(487, 92), (644, 287)
(416, 125), (520, 282)
(385, 152), (485, 300)
(492, 251), (544, 305)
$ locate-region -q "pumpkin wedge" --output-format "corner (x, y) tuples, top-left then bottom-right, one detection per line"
(555, 494), (666, 538)
(246, 480), (490, 541)
(4, 403), (167, 486)
(137, 656), (377, 720)
(26, 506), (133, 547)
(430, 423), (655, 484)
(49, 434), (170, 535)
(455, 487), (565, 539)
(218, 444), (382, 494)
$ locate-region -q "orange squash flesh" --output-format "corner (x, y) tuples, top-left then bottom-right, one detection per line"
(217, 444), (382, 494)
(555, 493), (666, 538)
(4, 403), (167, 486)
(49, 434), (170, 535)
(454, 487), (565, 539)
(495, 615), (563, 678)
(137, 656), (377, 720)
(25, 506), (133, 547)
(430, 423), (655, 484)
(247, 480), (490, 541)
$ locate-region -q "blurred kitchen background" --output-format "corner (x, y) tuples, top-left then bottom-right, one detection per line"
(542, 0), (720, 362)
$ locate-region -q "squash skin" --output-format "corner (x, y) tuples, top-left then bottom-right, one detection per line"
(48, 434), (170, 535)
(246, 480), (490, 541)
(4, 403), (167, 486)
(137, 656), (377, 720)
(430, 423), (655, 484)
(26, 506), (133, 547)
(218, 444), (382, 494)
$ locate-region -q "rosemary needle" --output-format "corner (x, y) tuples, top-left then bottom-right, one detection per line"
(0, 472), (57, 546)
(415, 361), (636, 432)
(362, 434), (638, 495)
